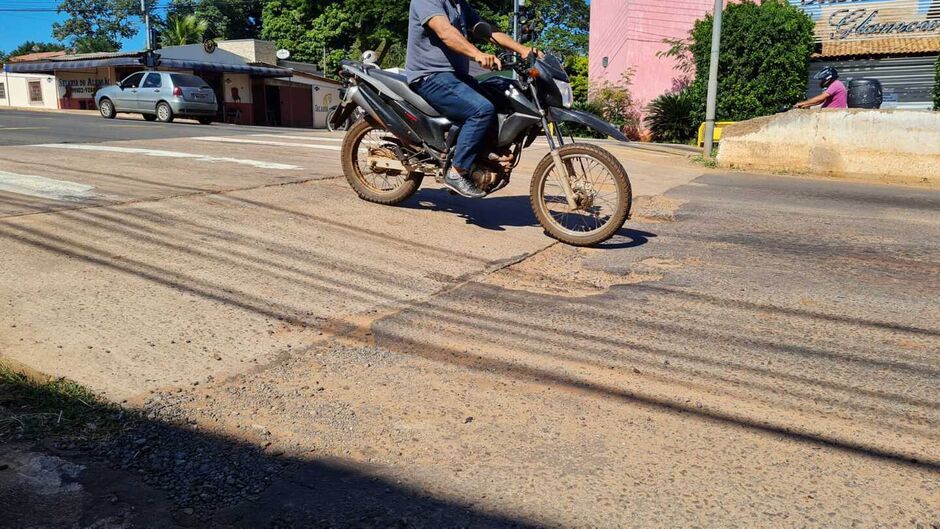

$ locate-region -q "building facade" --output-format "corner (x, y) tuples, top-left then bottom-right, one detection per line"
(589, 0), (939, 111)
(1, 40), (343, 128)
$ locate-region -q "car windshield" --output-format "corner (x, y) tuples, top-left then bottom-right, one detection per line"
(170, 74), (210, 88)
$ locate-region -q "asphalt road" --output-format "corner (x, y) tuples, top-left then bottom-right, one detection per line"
(1, 110), (938, 528)
(0, 108), (270, 146)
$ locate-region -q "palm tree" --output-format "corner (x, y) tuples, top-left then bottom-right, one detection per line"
(160, 14), (209, 47)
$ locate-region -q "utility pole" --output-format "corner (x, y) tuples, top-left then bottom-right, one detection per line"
(512, 0), (521, 41)
(703, 0), (723, 157)
(140, 0), (151, 50)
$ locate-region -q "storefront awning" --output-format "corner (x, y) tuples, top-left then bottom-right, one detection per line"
(4, 57), (292, 78)
(157, 59), (291, 78)
(4, 57), (142, 73)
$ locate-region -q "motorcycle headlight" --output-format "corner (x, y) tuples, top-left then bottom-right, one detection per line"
(555, 80), (573, 109)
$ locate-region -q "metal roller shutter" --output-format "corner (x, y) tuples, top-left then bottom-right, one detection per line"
(808, 55), (938, 109)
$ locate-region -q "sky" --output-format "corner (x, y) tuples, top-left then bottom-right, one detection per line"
(0, 10), (146, 55)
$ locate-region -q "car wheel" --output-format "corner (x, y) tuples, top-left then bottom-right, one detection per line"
(143, 114), (157, 122)
(156, 102), (174, 123)
(197, 117), (213, 125)
(99, 99), (116, 119)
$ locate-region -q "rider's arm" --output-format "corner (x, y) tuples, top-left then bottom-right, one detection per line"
(426, 16), (501, 70)
(490, 31), (533, 58)
(795, 92), (830, 109)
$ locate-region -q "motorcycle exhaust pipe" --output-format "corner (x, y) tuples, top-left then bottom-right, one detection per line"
(354, 84), (423, 148)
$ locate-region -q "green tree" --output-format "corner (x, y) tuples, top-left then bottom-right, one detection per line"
(687, 0), (814, 127)
(3, 41), (67, 60)
(160, 14), (210, 47)
(166, 0), (263, 41)
(262, 0), (589, 76)
(53, 0), (139, 52)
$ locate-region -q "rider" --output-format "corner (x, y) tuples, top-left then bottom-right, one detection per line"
(795, 67), (848, 109)
(405, 0), (536, 198)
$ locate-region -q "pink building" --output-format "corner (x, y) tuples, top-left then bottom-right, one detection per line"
(588, 0), (734, 108)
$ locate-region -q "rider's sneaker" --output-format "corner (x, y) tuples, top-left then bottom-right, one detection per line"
(442, 171), (485, 198)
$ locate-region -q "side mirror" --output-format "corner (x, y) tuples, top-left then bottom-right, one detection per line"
(471, 22), (493, 42)
(116, 82), (124, 90)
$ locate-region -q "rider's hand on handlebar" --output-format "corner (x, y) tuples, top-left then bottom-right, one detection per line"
(475, 53), (502, 71)
(521, 46), (544, 60)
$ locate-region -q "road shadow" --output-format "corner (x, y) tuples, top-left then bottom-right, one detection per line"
(1, 374), (534, 529)
(403, 189), (536, 231)
(402, 188), (656, 249)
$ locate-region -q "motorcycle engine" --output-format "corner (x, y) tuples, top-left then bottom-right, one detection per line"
(469, 149), (513, 193)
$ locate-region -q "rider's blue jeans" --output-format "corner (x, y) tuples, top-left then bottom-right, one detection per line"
(412, 72), (495, 173)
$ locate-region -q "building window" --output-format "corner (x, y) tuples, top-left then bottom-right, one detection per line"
(28, 81), (43, 103)
(0, 82), (5, 99)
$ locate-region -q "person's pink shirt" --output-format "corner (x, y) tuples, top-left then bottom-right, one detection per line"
(822, 80), (848, 108)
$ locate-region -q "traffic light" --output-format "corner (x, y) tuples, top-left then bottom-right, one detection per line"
(140, 51), (161, 68)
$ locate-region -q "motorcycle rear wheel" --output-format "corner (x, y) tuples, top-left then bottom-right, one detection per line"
(341, 119), (423, 205)
(529, 143), (632, 247)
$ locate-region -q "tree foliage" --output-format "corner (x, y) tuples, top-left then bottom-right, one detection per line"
(53, 0), (139, 52)
(687, 0), (814, 126)
(160, 14), (210, 47)
(261, 0), (589, 76)
(166, 0), (263, 41)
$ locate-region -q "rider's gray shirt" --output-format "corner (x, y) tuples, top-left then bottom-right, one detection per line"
(405, 0), (481, 84)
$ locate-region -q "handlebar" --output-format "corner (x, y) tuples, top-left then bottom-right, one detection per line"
(496, 51), (535, 74)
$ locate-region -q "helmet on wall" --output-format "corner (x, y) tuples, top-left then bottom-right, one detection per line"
(813, 67), (839, 89)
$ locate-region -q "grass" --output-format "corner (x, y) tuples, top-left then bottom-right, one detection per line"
(690, 153), (718, 168)
(0, 363), (127, 442)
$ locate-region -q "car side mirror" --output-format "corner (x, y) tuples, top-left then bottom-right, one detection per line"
(116, 82), (123, 90)
(471, 22), (493, 42)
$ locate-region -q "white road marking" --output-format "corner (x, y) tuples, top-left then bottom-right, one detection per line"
(195, 136), (341, 151)
(31, 144), (302, 170)
(0, 170), (97, 201)
(251, 134), (344, 142)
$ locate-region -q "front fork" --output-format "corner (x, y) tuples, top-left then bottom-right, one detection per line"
(540, 113), (579, 210)
(529, 81), (579, 209)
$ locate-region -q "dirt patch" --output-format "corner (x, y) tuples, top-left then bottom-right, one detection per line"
(483, 245), (662, 297)
(632, 195), (686, 222)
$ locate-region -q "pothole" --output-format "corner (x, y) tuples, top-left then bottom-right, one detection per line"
(632, 195), (686, 222)
(483, 245), (662, 297)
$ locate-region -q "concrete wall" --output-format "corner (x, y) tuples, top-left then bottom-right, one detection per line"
(0, 72), (59, 109)
(716, 109), (940, 186)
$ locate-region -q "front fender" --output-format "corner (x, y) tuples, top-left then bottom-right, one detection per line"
(549, 107), (629, 142)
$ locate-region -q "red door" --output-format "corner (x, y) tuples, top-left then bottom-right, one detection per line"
(279, 85), (313, 128)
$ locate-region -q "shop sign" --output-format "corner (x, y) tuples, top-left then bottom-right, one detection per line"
(58, 76), (110, 99)
(792, 0), (940, 41)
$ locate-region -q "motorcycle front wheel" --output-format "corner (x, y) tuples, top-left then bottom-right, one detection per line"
(341, 119), (423, 205)
(529, 143), (632, 247)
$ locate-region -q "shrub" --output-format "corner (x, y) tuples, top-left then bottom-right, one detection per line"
(645, 90), (696, 144)
(687, 0), (814, 127)
(934, 55), (939, 111)
(590, 71), (642, 140)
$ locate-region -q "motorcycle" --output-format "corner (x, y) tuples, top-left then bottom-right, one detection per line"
(329, 21), (633, 246)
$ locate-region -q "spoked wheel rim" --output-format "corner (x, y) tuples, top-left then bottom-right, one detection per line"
(351, 126), (408, 194)
(100, 101), (112, 116)
(157, 104), (170, 121)
(537, 152), (624, 237)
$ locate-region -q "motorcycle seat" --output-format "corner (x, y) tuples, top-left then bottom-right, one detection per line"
(369, 69), (441, 117)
